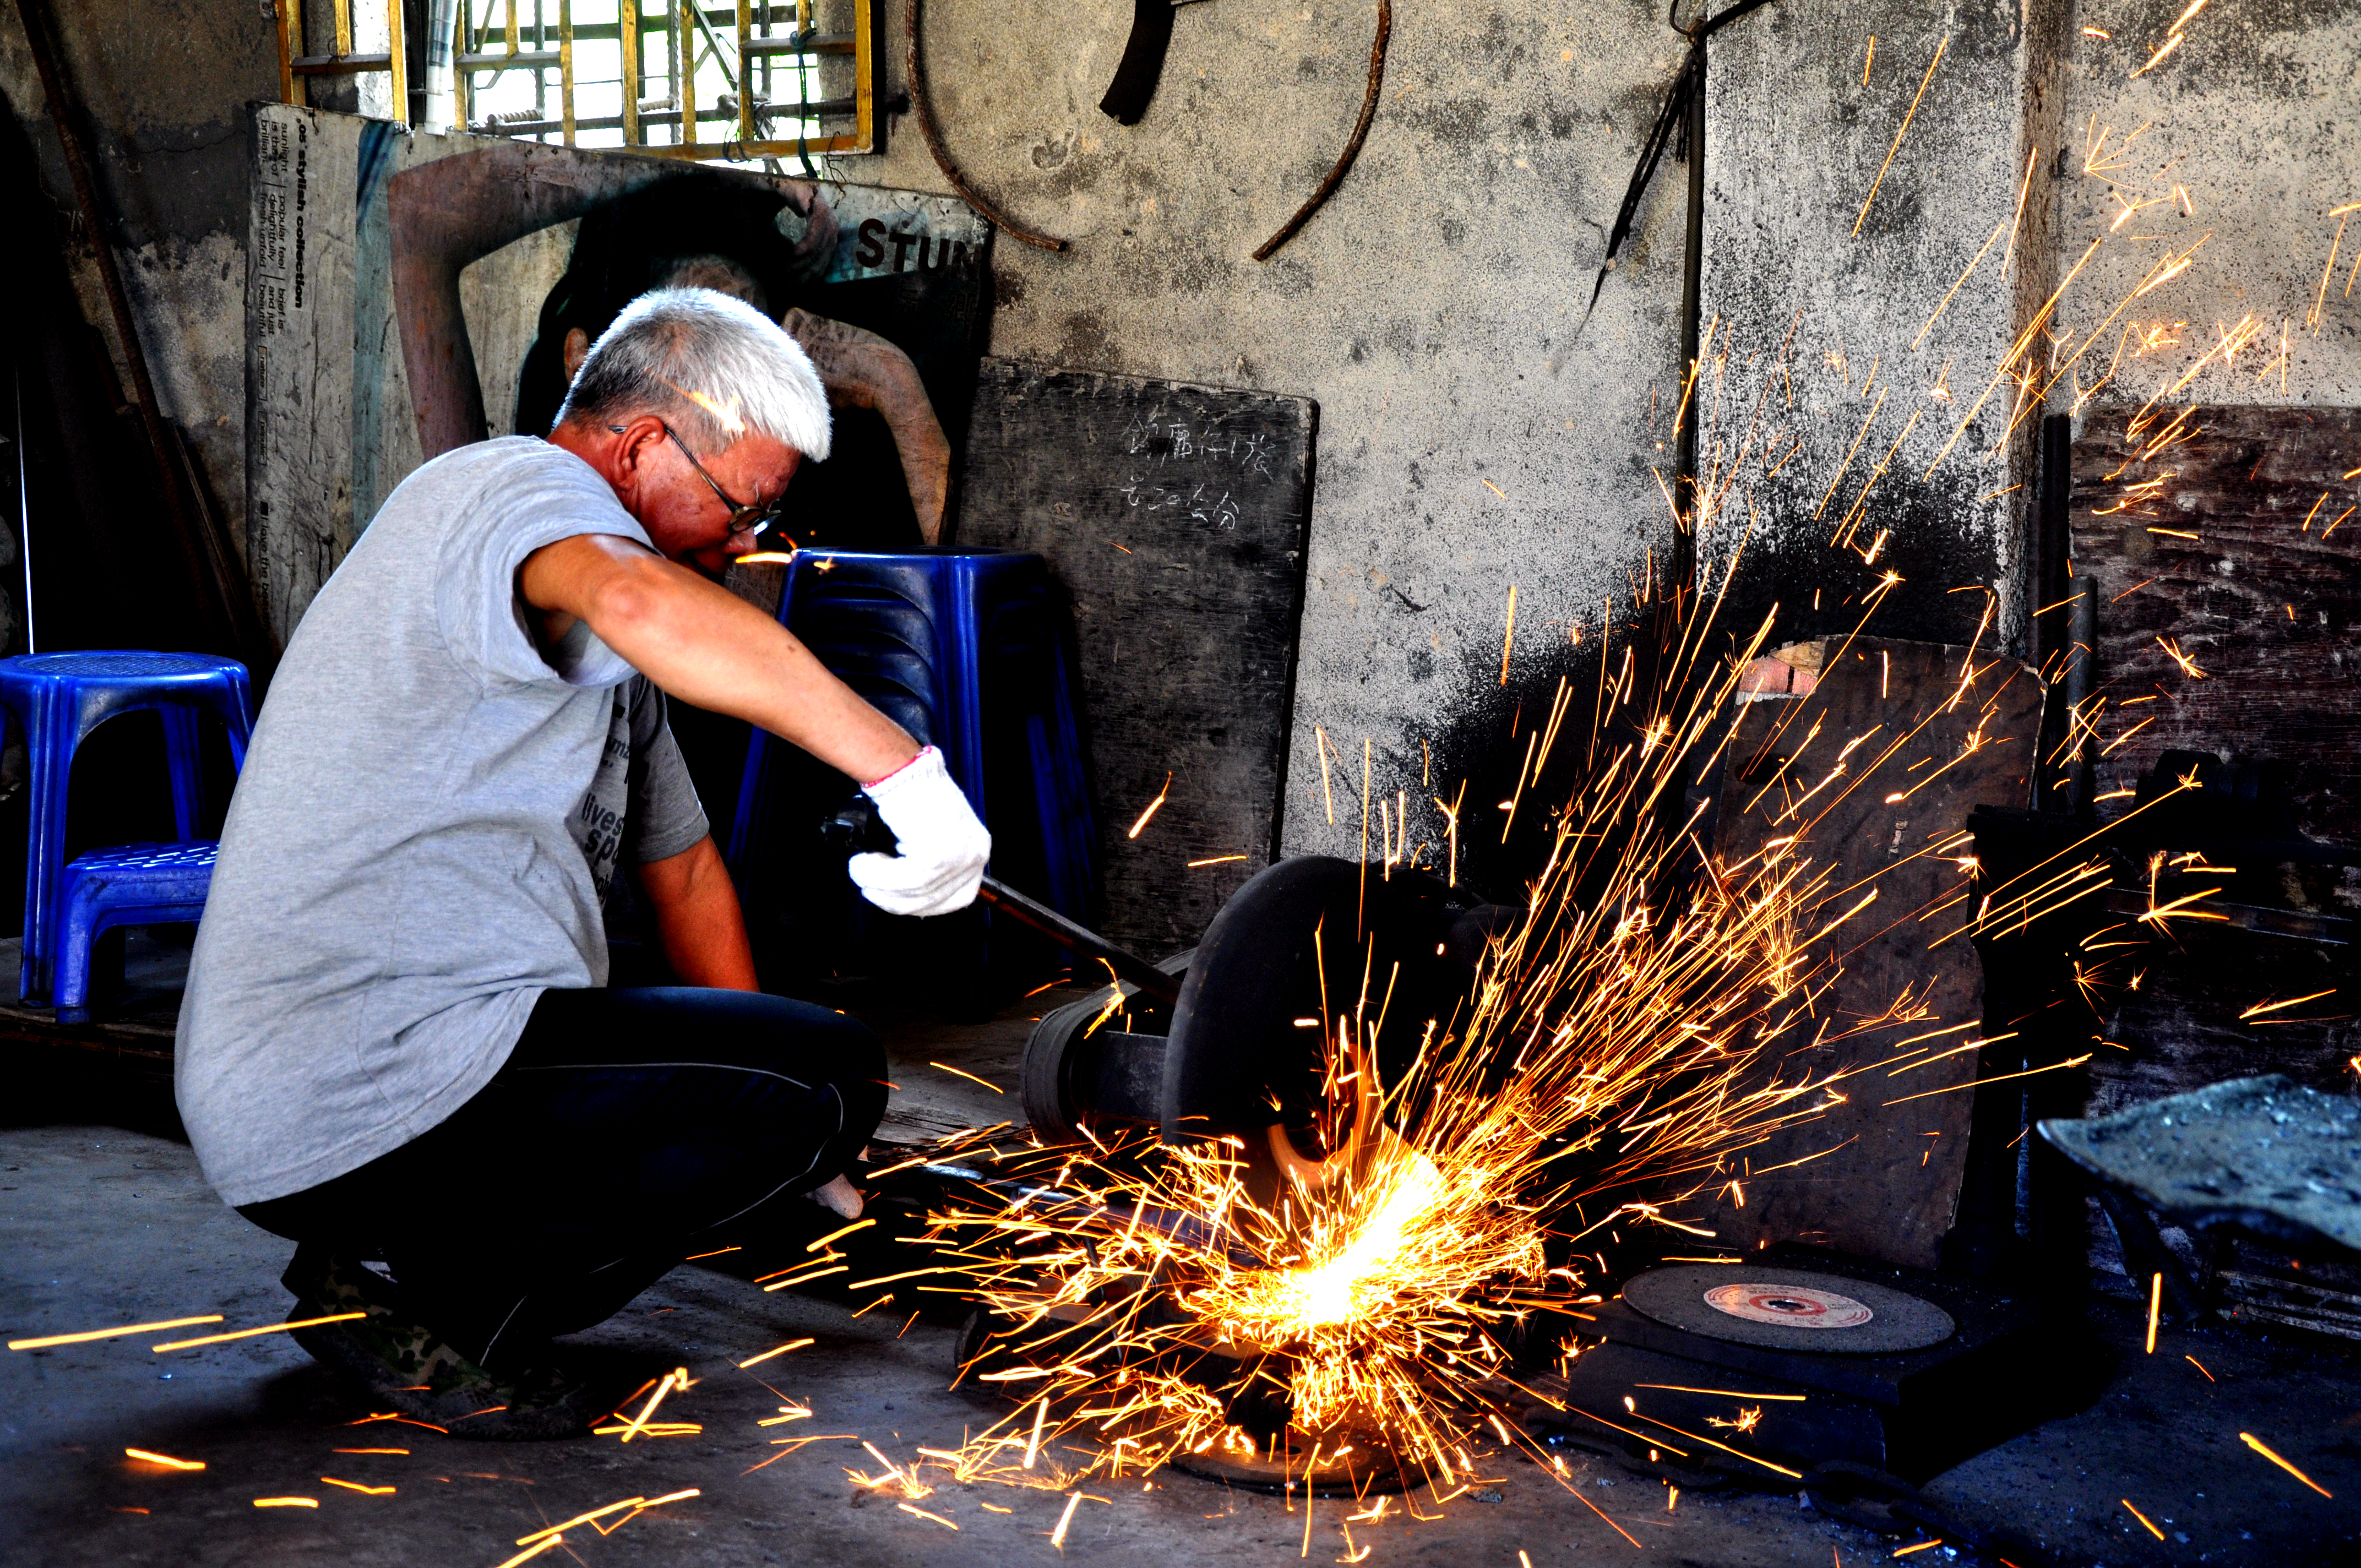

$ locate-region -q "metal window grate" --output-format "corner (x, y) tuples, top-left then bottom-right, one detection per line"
(278, 0), (410, 110)
(275, 0), (874, 162)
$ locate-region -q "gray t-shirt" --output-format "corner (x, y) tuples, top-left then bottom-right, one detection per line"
(176, 438), (710, 1206)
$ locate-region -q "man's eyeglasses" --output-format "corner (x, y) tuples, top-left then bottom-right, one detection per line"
(611, 420), (786, 535)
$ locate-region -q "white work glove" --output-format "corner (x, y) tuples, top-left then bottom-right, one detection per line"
(848, 746), (991, 917)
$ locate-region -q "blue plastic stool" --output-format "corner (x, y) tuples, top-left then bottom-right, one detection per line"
(0, 651), (253, 1002)
(52, 840), (218, 1022)
(728, 550), (1096, 982)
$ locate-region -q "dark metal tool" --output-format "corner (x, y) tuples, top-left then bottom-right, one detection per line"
(1099, 0), (1176, 123)
(825, 796), (1507, 1210)
(1576, 0), (1781, 585)
(978, 879), (1180, 1004)
(1098, 0), (1212, 124)
(822, 796), (1179, 1003)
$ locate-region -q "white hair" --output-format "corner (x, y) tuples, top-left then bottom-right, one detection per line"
(554, 286), (831, 460)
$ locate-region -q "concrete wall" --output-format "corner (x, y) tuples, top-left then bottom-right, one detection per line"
(5, 0), (1700, 878)
(850, 0), (1696, 868)
(2059, 0), (2361, 409)
(1701, 1), (2060, 655)
(7, 0), (2358, 850)
(0, 0), (280, 558)
(1696, 0), (2361, 662)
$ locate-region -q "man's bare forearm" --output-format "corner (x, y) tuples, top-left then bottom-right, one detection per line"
(521, 535), (920, 785)
(636, 836), (759, 990)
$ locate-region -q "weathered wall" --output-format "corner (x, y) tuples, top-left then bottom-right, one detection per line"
(1702, 0), (2361, 649)
(7, 0), (2355, 849)
(848, 0), (1696, 868)
(1695, 0), (2361, 649)
(1701, 1), (2058, 655)
(0, 0), (279, 554)
(2059, 0), (2361, 409)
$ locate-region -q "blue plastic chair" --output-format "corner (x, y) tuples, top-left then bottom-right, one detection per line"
(0, 651), (253, 1001)
(51, 841), (219, 1023)
(728, 550), (1096, 987)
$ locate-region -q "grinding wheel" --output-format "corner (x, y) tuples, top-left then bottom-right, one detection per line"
(1017, 855), (1499, 1196)
(1019, 995), (1107, 1146)
(1622, 1265), (1956, 1354)
(1019, 950), (1190, 1144)
(1162, 857), (1487, 1196)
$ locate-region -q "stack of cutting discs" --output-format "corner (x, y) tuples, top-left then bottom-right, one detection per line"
(1620, 1265), (1957, 1354)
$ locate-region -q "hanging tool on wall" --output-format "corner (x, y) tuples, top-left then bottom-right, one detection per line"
(1574, 0), (1779, 590)
(1098, 0), (1214, 124)
(907, 0), (1067, 251)
(1250, 0), (1390, 262)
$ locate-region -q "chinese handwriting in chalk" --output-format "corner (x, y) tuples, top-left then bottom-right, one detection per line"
(1119, 413), (1275, 480)
(1118, 478), (1240, 530)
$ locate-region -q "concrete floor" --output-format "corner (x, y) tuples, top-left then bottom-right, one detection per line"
(4, 1115), (2358, 1565)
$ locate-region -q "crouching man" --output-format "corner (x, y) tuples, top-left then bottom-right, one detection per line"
(175, 288), (986, 1437)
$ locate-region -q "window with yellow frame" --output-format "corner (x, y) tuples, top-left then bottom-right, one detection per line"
(276, 0), (875, 162)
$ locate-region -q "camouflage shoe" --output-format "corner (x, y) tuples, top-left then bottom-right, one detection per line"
(280, 1246), (601, 1441)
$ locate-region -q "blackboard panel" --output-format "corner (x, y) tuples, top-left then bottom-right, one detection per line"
(957, 360), (1316, 957)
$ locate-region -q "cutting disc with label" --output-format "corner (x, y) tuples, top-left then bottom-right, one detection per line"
(1622, 1265), (1956, 1354)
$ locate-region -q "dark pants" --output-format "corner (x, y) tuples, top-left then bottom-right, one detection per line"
(241, 986), (887, 1374)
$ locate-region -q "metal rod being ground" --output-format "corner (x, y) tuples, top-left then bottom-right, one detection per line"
(976, 878), (1181, 1005)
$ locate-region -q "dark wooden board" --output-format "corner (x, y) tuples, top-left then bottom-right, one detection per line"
(1711, 639), (2045, 1271)
(2070, 404), (2361, 842)
(955, 360), (1316, 957)
(2085, 927), (2359, 1116)
(2060, 407), (2361, 1320)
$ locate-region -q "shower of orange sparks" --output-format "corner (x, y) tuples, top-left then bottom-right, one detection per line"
(320, 1476), (396, 1495)
(661, 379), (748, 435)
(123, 1449), (204, 1471)
(614, 1367), (688, 1442)
(2311, 205), (2361, 335)
(706, 95), (2355, 1534)
(1500, 586), (1519, 685)
(151, 1313), (364, 1352)
(491, 1536), (567, 1568)
(2130, 0), (2210, 78)
(1049, 1491), (1083, 1547)
(899, 458), (2042, 1522)
(738, 1337), (815, 1369)
(9, 1315), (222, 1351)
